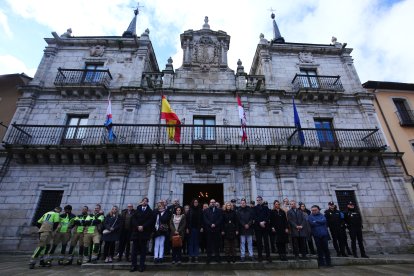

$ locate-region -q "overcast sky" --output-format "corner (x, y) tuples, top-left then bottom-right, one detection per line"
(0, 0), (413, 84)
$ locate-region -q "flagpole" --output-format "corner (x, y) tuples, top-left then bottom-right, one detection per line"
(157, 91), (163, 145)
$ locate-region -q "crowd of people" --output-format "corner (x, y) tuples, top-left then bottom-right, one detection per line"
(29, 195), (368, 272)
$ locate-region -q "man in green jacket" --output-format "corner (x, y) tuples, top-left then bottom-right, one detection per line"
(49, 205), (76, 264)
(65, 206), (89, 265)
(29, 206), (62, 269)
(83, 204), (104, 263)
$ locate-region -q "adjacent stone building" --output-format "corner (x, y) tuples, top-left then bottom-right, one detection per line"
(0, 11), (413, 252)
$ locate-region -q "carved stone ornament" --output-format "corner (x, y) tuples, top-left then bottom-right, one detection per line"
(192, 36), (220, 67)
(90, 45), (105, 57)
(298, 52), (314, 63)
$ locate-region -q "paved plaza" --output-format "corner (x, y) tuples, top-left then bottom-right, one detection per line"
(1, 254), (413, 276)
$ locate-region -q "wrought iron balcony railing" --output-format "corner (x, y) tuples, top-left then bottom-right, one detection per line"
(395, 110), (414, 126)
(54, 68), (112, 88)
(292, 74), (344, 93)
(4, 124), (385, 150)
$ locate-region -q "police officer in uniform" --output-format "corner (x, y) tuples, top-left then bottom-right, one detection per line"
(324, 201), (347, 257)
(29, 206), (62, 269)
(49, 205), (76, 264)
(83, 204), (104, 263)
(65, 206), (88, 265)
(344, 201), (369, 258)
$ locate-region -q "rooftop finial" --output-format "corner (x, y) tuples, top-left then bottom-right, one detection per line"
(203, 16), (210, 29)
(269, 9), (285, 43)
(123, 2), (144, 38)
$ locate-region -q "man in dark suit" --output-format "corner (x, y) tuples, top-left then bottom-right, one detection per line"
(254, 196), (271, 262)
(130, 197), (154, 272)
(203, 198), (223, 264)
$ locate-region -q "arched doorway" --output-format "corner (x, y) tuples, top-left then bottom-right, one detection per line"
(183, 183), (224, 206)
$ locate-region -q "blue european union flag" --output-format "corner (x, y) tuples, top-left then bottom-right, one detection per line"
(293, 98), (305, 145)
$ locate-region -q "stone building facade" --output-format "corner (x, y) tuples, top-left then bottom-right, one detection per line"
(0, 13), (413, 252)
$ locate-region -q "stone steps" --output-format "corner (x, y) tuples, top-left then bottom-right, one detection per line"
(81, 255), (414, 271)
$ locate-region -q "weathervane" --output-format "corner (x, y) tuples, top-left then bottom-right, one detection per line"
(133, 2), (144, 15)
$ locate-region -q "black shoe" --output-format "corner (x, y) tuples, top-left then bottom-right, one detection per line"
(267, 257), (272, 263)
(232, 257), (236, 263)
(282, 255), (288, 261)
(29, 262), (35, 269)
(361, 254), (369, 258)
(301, 255), (309, 260)
(129, 266), (137, 272)
(337, 252), (341, 257)
(294, 255), (299, 261)
(353, 254), (359, 258)
(240, 257), (245, 262)
(206, 259), (210, 264)
(249, 256), (255, 262)
(342, 253), (348, 257)
(39, 260), (46, 267)
(64, 258), (73, 265)
(258, 257), (263, 262)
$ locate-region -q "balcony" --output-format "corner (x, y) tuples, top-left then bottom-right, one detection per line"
(142, 72), (163, 89)
(246, 75), (265, 91)
(54, 68), (112, 97)
(292, 74), (344, 101)
(395, 110), (414, 126)
(3, 124), (384, 166)
(4, 123), (384, 148)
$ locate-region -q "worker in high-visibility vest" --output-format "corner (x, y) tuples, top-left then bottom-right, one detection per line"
(83, 204), (104, 263)
(65, 206), (89, 265)
(29, 206), (62, 269)
(49, 205), (76, 264)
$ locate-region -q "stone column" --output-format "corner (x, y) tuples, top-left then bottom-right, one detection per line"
(249, 162), (258, 202)
(147, 158), (157, 209)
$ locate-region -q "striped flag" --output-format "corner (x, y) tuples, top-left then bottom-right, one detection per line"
(161, 95), (181, 143)
(293, 98), (305, 145)
(237, 95), (248, 143)
(104, 96), (116, 142)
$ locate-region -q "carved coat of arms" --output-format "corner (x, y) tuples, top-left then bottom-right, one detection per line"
(193, 36), (219, 66)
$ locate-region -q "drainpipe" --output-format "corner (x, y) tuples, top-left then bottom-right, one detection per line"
(373, 89), (414, 188)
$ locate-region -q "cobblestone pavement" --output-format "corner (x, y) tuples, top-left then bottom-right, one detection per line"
(1, 255), (413, 276)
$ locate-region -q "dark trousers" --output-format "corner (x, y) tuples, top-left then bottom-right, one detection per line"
(330, 228), (346, 255)
(223, 238), (236, 257)
(349, 228), (366, 256)
(306, 237), (316, 254)
(188, 228), (200, 257)
(118, 230), (131, 259)
(269, 232), (276, 252)
(206, 231), (221, 260)
(131, 239), (147, 268)
(255, 229), (270, 258)
(103, 241), (115, 258)
(314, 236), (331, 266)
(292, 236), (306, 257)
(172, 247), (182, 262)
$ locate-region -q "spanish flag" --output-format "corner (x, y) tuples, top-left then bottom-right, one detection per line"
(161, 95), (181, 143)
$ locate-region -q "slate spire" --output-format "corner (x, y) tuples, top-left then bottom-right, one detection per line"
(122, 7), (139, 37)
(271, 12), (285, 43)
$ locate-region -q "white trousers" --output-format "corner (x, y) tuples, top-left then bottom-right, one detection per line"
(154, 235), (165, 259)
